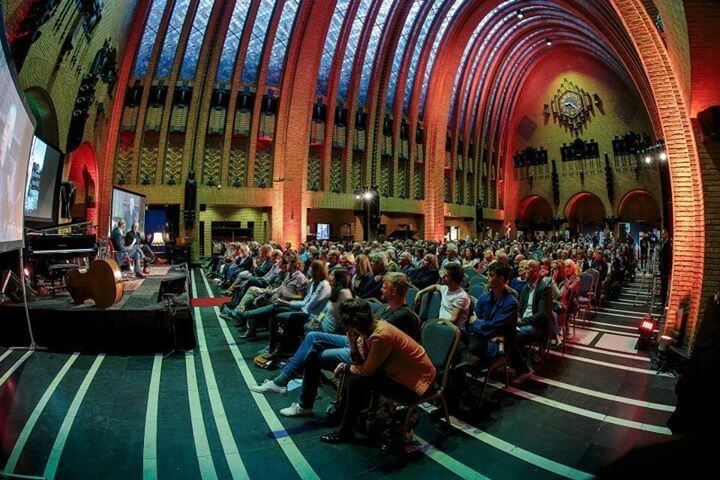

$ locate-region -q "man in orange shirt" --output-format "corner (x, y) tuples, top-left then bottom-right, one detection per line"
(320, 298), (436, 444)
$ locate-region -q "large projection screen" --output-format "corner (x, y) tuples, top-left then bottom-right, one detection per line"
(0, 16), (35, 252)
(110, 187), (147, 236)
(24, 135), (63, 226)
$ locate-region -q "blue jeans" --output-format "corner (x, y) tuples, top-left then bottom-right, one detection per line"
(298, 340), (352, 409)
(278, 332), (349, 381)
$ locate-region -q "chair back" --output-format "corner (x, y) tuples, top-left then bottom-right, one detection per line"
(469, 284), (486, 300)
(585, 268), (600, 294)
(367, 299), (384, 314)
(577, 272), (594, 295)
(421, 320), (461, 391)
(416, 289), (442, 322)
(470, 275), (487, 287)
(405, 286), (419, 308)
(463, 267), (477, 279)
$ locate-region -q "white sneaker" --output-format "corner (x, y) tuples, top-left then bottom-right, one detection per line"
(279, 403), (313, 417)
(249, 379), (287, 395)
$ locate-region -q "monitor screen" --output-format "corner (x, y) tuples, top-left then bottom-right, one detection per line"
(110, 187), (146, 236)
(24, 136), (62, 225)
(317, 223), (330, 240)
(0, 23), (35, 252)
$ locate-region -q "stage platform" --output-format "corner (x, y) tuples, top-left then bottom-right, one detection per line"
(0, 266), (196, 354)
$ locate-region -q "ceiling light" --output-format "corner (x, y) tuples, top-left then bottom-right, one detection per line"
(644, 155), (652, 164)
(516, 9), (524, 19)
(545, 38), (552, 46)
(659, 151), (667, 161)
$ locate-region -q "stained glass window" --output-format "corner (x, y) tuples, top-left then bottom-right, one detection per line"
(337, 0), (373, 101)
(242, 0), (276, 85)
(179, 0), (214, 79)
(402, 0), (443, 112)
(316, 0), (351, 96)
(156, 0), (191, 78)
(418, 0), (465, 116)
(357, 0), (394, 105)
(266, 0), (300, 87)
(386, 0), (424, 109)
(217, 1), (252, 82)
(134, 0), (168, 77)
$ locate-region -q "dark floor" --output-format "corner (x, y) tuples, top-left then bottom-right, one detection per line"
(0, 270), (677, 479)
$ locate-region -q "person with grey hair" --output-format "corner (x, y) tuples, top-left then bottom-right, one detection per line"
(111, 219), (145, 278)
(441, 243), (461, 269)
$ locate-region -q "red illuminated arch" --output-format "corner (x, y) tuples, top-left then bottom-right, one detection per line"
(516, 195), (554, 227)
(617, 189), (661, 227)
(564, 192), (606, 226)
(67, 142), (99, 227)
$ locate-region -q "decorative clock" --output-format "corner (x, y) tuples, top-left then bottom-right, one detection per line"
(548, 78), (599, 134)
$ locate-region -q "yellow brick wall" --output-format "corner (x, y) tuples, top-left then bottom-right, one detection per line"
(198, 206), (269, 257)
(505, 50), (662, 224)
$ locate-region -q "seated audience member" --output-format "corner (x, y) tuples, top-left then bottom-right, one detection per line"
(511, 259), (553, 381)
(451, 263), (518, 407)
(224, 247), (282, 296)
(397, 251), (416, 277)
(249, 273), (421, 399)
(261, 260), (331, 355)
(221, 243), (255, 287)
(509, 259), (528, 297)
(461, 247), (479, 269)
(234, 256), (309, 338)
(111, 219), (145, 278)
(305, 268), (353, 335)
(415, 263), (471, 326)
(409, 253), (440, 290)
(440, 243), (461, 269)
(319, 299), (436, 443)
(326, 249), (342, 272)
(476, 249), (495, 274)
(339, 252), (356, 277)
(356, 253), (388, 300)
(351, 254), (374, 297)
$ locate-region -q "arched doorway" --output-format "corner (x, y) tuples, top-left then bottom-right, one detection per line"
(618, 189), (661, 242)
(67, 142), (99, 227)
(24, 87), (59, 147)
(516, 195), (554, 234)
(564, 192), (606, 235)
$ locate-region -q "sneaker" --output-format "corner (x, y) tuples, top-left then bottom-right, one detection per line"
(279, 403), (313, 417)
(249, 379), (287, 395)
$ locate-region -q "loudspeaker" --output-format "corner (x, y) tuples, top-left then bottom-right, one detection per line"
(1, 270), (34, 303)
(475, 201), (484, 233)
(157, 272), (188, 303)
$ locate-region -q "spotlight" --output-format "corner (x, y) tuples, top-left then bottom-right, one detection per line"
(545, 38), (552, 46)
(355, 195), (361, 200)
(636, 315), (658, 351)
(363, 191), (373, 200)
(644, 155), (652, 164)
(516, 8), (524, 19)
(659, 151), (667, 161)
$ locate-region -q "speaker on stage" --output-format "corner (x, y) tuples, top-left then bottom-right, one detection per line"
(157, 272), (189, 303)
(1, 269), (34, 303)
(475, 200), (484, 233)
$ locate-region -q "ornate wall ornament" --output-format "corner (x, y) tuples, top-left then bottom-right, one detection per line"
(549, 78), (599, 135)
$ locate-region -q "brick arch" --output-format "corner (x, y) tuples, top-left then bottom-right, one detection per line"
(563, 192), (607, 225)
(516, 195), (555, 228)
(617, 188), (661, 226)
(67, 142), (99, 227)
(24, 87), (59, 147)
(608, 0), (706, 354)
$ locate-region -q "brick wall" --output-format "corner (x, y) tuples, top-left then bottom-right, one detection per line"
(503, 49), (662, 229)
(198, 206), (269, 257)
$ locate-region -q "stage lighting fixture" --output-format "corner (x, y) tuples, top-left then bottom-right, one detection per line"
(659, 151), (667, 161)
(644, 155), (652, 164)
(355, 195), (361, 200)
(545, 38), (552, 46)
(363, 191), (373, 200)
(636, 315), (658, 351)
